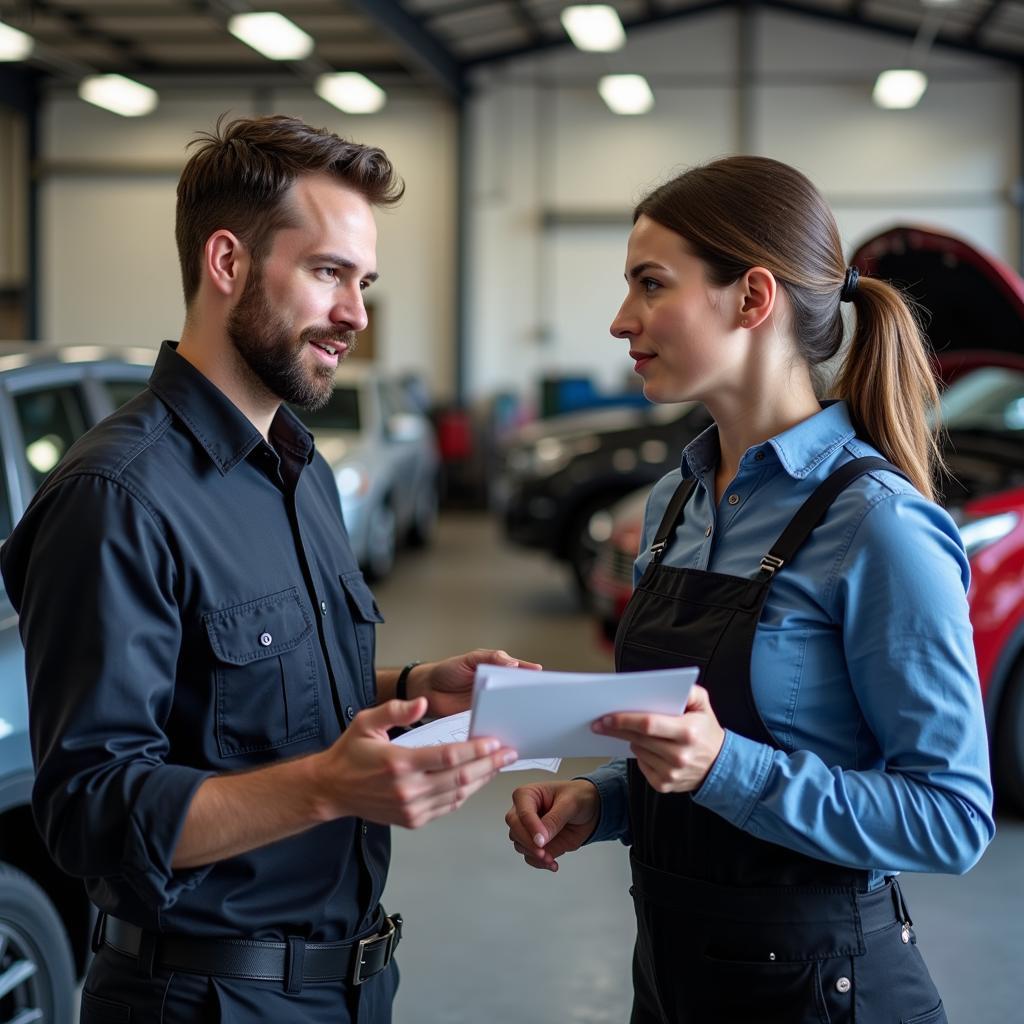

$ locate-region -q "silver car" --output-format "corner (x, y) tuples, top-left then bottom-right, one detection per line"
(293, 363), (440, 579)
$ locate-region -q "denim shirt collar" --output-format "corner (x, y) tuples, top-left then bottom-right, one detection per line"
(680, 401), (857, 481)
(148, 340), (315, 475)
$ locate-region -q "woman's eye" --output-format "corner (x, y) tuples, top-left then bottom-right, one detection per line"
(641, 277), (661, 293)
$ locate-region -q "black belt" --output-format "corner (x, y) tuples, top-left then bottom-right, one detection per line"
(96, 910), (402, 993)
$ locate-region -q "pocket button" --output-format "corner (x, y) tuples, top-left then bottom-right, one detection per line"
(259, 632), (273, 647)
(836, 977), (852, 994)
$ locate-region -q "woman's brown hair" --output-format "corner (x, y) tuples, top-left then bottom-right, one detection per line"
(175, 114), (404, 306)
(635, 156), (942, 499)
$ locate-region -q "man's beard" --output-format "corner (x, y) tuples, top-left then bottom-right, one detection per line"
(226, 267), (356, 412)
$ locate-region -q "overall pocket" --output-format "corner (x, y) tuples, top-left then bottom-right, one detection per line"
(205, 587), (319, 757)
(339, 571), (385, 703)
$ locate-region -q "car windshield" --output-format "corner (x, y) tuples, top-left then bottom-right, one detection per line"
(291, 385), (361, 432)
(940, 367), (1024, 433)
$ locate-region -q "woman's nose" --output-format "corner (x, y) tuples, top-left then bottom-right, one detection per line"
(610, 302), (637, 339)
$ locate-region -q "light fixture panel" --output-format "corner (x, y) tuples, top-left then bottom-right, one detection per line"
(873, 69), (927, 109)
(598, 74), (654, 115)
(561, 5), (626, 52)
(315, 72), (387, 114)
(228, 12), (314, 61)
(78, 74), (158, 117)
(0, 20), (33, 61)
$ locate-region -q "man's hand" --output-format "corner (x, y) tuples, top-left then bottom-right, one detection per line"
(315, 697), (518, 828)
(505, 779), (600, 872)
(592, 684), (725, 794)
(408, 649), (543, 720)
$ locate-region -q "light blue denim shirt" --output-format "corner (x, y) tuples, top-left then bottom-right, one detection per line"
(584, 401), (995, 886)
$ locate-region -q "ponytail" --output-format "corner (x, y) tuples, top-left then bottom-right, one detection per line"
(833, 276), (942, 501)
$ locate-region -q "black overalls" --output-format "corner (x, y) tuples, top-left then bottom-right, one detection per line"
(615, 457), (947, 1024)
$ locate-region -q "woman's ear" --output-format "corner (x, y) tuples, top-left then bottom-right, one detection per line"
(737, 266), (777, 330)
(204, 230), (249, 299)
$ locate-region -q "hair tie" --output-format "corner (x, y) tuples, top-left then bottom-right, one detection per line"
(840, 266), (860, 303)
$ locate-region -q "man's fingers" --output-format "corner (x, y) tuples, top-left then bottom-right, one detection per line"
(407, 737), (513, 773)
(359, 698), (430, 735)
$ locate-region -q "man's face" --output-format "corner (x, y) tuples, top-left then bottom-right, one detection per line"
(226, 174), (378, 410)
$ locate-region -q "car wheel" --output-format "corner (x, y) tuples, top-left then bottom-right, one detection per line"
(365, 500), (398, 581)
(408, 478), (439, 548)
(995, 657), (1024, 814)
(0, 861), (76, 1024)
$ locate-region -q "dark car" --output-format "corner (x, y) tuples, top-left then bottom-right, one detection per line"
(0, 344), (155, 1023)
(494, 400), (712, 595)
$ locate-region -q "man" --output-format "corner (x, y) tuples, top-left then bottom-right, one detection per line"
(0, 115), (528, 1023)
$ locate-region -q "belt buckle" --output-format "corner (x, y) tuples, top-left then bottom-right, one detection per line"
(352, 916), (396, 987)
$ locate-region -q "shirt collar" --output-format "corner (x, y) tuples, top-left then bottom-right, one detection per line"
(679, 401), (857, 481)
(148, 341), (315, 474)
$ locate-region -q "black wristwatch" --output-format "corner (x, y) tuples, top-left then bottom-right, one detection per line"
(396, 660), (421, 701)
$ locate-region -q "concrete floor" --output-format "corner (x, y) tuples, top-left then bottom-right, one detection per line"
(377, 512), (1024, 1023)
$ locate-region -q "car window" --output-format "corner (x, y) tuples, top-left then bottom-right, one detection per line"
(104, 378), (148, 409)
(14, 384), (91, 493)
(941, 367), (1024, 432)
(291, 385), (361, 432)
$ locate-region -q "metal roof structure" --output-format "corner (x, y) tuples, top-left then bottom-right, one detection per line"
(0, 0), (1021, 102)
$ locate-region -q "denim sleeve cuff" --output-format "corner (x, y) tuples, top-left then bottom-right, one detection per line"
(692, 730), (773, 828)
(124, 764), (217, 912)
(576, 759), (631, 845)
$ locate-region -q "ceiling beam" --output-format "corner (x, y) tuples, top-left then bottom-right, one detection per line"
(764, 0), (1024, 67)
(463, 1), (728, 65)
(464, 0), (1024, 68)
(506, 0), (546, 44)
(969, 0), (1005, 45)
(21, 0), (155, 71)
(341, 0), (465, 97)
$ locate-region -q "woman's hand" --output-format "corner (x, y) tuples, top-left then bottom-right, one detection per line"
(593, 684), (725, 794)
(505, 779), (601, 872)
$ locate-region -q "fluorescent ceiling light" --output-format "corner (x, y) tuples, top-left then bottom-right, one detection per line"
(873, 69), (927, 109)
(78, 74), (158, 117)
(561, 5), (626, 52)
(228, 12), (314, 61)
(598, 74), (654, 115)
(0, 20), (33, 61)
(316, 72), (387, 114)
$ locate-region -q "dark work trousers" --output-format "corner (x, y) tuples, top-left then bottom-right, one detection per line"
(616, 458), (947, 1024)
(79, 945), (399, 1024)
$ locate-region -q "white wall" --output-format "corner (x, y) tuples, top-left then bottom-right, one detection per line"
(38, 87), (457, 397)
(466, 9), (1021, 400)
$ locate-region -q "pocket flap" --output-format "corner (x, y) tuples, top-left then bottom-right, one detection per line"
(340, 571), (385, 623)
(204, 587), (314, 665)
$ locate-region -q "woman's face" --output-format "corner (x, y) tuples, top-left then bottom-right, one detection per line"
(610, 215), (747, 406)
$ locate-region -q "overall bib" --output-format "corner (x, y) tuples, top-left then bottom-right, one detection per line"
(615, 457), (947, 1024)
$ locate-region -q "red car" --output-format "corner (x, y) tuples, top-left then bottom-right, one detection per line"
(588, 226), (1024, 812)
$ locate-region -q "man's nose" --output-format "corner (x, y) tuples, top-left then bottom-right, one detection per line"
(331, 288), (368, 333)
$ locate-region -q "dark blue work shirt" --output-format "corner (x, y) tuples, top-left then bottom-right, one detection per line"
(1, 341), (389, 941)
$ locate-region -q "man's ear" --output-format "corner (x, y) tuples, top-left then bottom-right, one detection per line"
(204, 230), (249, 299)
(737, 266), (777, 330)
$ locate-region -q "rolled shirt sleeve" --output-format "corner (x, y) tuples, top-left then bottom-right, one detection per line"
(4, 473), (214, 919)
(693, 490), (995, 876)
(579, 758), (631, 845)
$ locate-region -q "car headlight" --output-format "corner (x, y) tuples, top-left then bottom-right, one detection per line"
(958, 511), (1019, 558)
(336, 465), (369, 500)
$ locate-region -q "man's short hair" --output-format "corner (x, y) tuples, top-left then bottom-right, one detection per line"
(175, 114), (404, 305)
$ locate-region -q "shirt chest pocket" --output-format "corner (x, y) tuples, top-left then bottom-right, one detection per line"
(204, 587), (320, 758)
(339, 571), (384, 703)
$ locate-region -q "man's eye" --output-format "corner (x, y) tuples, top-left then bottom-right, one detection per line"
(359, 280), (371, 291)
(317, 267), (337, 279)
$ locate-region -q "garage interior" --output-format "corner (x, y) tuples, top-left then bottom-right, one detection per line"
(1, 0), (1023, 1021)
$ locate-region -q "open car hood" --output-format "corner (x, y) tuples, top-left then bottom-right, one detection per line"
(850, 225), (1024, 382)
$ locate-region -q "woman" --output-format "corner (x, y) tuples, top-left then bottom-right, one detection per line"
(505, 156), (994, 1024)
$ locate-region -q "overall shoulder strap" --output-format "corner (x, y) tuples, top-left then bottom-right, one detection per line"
(755, 456), (910, 581)
(648, 477), (698, 565)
